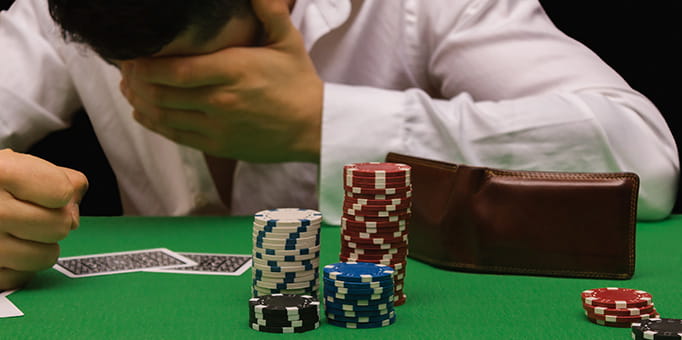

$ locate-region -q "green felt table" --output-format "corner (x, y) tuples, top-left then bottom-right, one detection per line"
(2, 216), (682, 339)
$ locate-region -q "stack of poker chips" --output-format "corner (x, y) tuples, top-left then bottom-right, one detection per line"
(632, 318), (682, 339)
(248, 294), (320, 333)
(340, 162), (411, 306)
(581, 287), (659, 327)
(251, 208), (322, 297)
(323, 262), (397, 328)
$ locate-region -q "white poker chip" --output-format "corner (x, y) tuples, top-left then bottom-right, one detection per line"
(254, 208), (322, 227)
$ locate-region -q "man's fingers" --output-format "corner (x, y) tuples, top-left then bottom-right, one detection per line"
(124, 77), (224, 112)
(123, 51), (244, 88)
(0, 234), (60, 272)
(251, 0), (295, 45)
(0, 191), (73, 243)
(60, 167), (88, 204)
(132, 111), (219, 154)
(0, 268), (34, 291)
(0, 149), (75, 209)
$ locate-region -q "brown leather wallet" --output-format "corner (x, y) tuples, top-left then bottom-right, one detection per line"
(386, 152), (640, 279)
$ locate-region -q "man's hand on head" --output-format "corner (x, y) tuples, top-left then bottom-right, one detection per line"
(0, 149), (88, 290)
(119, 0), (323, 164)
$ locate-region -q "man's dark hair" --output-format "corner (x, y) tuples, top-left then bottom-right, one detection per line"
(48, 0), (252, 60)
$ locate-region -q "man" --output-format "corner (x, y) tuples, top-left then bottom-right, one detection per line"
(0, 0), (678, 290)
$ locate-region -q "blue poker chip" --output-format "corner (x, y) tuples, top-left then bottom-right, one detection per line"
(323, 284), (393, 295)
(326, 314), (396, 329)
(323, 262), (394, 282)
(325, 310), (395, 324)
(324, 305), (393, 318)
(322, 277), (393, 289)
(324, 295), (394, 306)
(323, 288), (394, 300)
(324, 300), (393, 312)
(254, 208), (323, 227)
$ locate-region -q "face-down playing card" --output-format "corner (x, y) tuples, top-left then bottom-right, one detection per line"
(52, 248), (197, 278)
(145, 253), (252, 276)
(0, 290), (23, 318)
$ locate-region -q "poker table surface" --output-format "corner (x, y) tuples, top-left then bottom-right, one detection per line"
(3, 215), (682, 339)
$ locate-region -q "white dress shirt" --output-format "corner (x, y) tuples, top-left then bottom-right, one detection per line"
(0, 0), (678, 221)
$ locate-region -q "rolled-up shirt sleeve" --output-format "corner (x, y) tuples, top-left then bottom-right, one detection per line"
(318, 0), (678, 222)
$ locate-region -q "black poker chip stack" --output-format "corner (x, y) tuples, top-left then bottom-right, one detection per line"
(632, 318), (682, 340)
(248, 294), (320, 333)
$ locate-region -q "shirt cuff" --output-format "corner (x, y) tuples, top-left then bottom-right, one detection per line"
(318, 83), (407, 225)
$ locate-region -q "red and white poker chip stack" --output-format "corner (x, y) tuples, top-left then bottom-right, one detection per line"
(340, 162), (411, 306)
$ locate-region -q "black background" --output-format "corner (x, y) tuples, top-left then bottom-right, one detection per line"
(1, 0), (680, 215)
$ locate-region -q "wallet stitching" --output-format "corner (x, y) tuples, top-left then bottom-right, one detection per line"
(484, 169), (639, 181)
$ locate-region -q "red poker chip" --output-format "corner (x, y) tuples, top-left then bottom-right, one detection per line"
(345, 175), (409, 184)
(342, 240), (408, 250)
(341, 247), (409, 257)
(342, 228), (409, 238)
(343, 208), (411, 218)
(343, 213), (412, 223)
(345, 174), (409, 183)
(341, 228), (409, 238)
(343, 181), (410, 190)
(341, 221), (409, 229)
(339, 253), (408, 263)
(582, 288), (653, 309)
(584, 309), (659, 322)
(341, 230), (408, 240)
(345, 191), (412, 200)
(339, 246), (409, 256)
(340, 245), (409, 255)
(338, 258), (407, 270)
(342, 202), (412, 212)
(342, 233), (408, 245)
(340, 253), (408, 263)
(339, 254), (406, 265)
(341, 230), (410, 244)
(343, 171), (409, 180)
(341, 217), (409, 228)
(582, 302), (655, 316)
(343, 197), (411, 206)
(344, 185), (411, 195)
(344, 163), (411, 178)
(584, 316), (633, 328)
(393, 294), (407, 307)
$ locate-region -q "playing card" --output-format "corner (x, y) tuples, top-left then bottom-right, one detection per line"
(0, 289), (15, 297)
(0, 296), (23, 318)
(53, 248), (197, 278)
(145, 252), (252, 276)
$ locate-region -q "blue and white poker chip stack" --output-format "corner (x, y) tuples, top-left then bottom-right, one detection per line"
(252, 208), (322, 297)
(323, 262), (397, 328)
